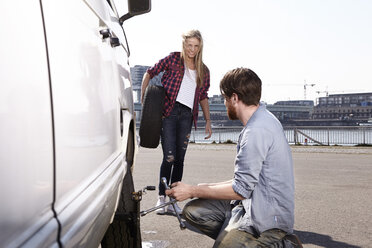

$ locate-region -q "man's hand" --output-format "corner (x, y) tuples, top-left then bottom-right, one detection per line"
(165, 182), (195, 202)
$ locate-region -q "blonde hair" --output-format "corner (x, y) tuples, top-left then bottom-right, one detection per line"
(181, 29), (205, 88)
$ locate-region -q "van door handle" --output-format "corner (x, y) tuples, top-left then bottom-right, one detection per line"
(99, 29), (120, 47)
(110, 37), (120, 47)
(99, 29), (111, 39)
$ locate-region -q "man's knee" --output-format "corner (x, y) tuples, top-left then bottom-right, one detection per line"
(183, 199), (223, 240)
(182, 198), (217, 227)
(182, 199), (199, 222)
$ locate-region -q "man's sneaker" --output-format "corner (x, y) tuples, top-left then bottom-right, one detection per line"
(155, 195), (166, 215)
(167, 202), (183, 215)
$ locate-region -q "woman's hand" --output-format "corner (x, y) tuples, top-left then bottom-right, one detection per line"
(204, 120), (212, 139)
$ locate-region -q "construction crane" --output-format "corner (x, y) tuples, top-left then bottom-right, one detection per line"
(316, 90), (329, 97)
(303, 81), (316, 100)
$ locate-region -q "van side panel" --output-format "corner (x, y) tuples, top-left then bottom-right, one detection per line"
(0, 0), (57, 247)
(41, 0), (122, 208)
(41, 0), (129, 245)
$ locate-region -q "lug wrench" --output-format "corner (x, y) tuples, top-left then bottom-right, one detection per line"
(140, 198), (177, 216)
(161, 177), (186, 229)
(139, 178), (186, 230)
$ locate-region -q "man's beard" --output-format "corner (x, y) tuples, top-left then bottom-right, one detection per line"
(227, 104), (238, 120)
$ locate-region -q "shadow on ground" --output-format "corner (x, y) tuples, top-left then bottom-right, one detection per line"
(175, 214), (361, 248)
(183, 221), (362, 248)
(294, 230), (361, 248)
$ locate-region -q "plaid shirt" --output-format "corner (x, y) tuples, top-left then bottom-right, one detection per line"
(147, 52), (210, 128)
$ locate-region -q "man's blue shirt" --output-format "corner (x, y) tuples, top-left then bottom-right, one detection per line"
(232, 103), (295, 234)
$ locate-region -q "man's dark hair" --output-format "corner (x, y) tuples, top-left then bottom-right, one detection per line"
(220, 67), (262, 106)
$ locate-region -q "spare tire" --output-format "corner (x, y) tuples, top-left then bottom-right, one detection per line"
(139, 85), (165, 148)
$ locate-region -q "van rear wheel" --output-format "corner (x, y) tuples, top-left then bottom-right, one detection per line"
(101, 129), (141, 248)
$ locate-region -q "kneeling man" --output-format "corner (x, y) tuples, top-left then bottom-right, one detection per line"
(166, 68), (295, 247)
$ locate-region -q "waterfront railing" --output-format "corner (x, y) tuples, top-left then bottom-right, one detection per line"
(285, 126), (372, 146)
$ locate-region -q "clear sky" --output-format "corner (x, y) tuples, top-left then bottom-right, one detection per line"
(124, 0), (372, 104)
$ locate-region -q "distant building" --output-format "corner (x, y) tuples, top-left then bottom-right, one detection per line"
(208, 94), (224, 104)
(312, 92), (372, 123)
(274, 100), (314, 107)
(268, 100), (314, 121)
(130, 65), (149, 103)
(316, 92), (372, 107)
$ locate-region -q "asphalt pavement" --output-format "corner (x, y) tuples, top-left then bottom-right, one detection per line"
(133, 144), (372, 248)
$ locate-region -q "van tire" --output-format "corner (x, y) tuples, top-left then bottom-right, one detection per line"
(139, 85), (165, 148)
(101, 129), (141, 248)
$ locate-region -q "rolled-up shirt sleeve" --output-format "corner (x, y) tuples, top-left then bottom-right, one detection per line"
(232, 127), (270, 199)
(147, 53), (172, 79)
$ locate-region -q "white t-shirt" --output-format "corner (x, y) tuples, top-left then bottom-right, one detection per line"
(176, 67), (197, 109)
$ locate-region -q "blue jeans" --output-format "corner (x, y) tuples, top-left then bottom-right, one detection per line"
(158, 102), (193, 196)
(183, 199), (288, 248)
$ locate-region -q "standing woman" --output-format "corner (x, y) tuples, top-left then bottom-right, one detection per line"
(141, 29), (212, 215)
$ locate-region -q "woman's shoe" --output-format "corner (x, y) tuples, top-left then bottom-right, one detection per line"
(155, 195), (166, 215)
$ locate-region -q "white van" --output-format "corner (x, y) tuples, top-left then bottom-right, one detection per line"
(0, 0), (150, 247)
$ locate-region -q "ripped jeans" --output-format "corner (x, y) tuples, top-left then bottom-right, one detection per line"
(158, 102), (193, 196)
